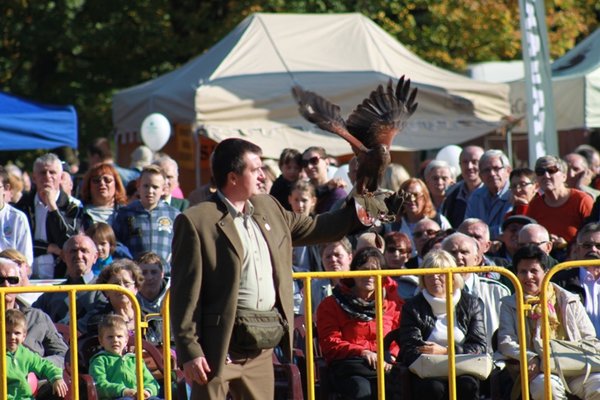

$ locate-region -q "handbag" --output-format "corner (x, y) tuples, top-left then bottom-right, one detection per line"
(548, 339), (600, 382)
(408, 353), (493, 380)
(230, 308), (287, 351)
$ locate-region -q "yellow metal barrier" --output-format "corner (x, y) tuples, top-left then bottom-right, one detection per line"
(0, 284), (147, 400)
(294, 266), (532, 400)
(539, 259), (600, 399)
(0, 263), (558, 400)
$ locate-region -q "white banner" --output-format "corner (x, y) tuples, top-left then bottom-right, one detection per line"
(518, 0), (558, 164)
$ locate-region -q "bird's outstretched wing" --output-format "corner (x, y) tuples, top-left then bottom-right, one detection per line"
(346, 76), (418, 149)
(292, 85), (369, 153)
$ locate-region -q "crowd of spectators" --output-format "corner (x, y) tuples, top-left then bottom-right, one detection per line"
(2, 140), (600, 399)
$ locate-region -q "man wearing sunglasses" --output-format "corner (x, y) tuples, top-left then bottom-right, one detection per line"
(526, 155), (593, 260)
(301, 146), (347, 214)
(0, 257), (68, 371)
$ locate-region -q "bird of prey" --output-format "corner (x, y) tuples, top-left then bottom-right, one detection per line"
(292, 76), (418, 196)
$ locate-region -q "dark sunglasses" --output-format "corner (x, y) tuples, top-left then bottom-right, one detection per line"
(0, 276), (19, 285)
(301, 156), (321, 168)
(535, 165), (560, 176)
(91, 176), (114, 184)
(386, 247), (411, 255)
(413, 229), (439, 239)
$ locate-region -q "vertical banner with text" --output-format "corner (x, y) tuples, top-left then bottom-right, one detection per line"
(518, 0), (558, 165)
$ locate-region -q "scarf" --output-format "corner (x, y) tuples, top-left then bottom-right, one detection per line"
(333, 285), (384, 322)
(525, 284), (566, 341)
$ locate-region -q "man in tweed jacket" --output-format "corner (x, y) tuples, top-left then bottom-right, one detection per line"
(170, 138), (369, 399)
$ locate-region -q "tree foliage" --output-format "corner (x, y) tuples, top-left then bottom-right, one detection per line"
(1, 0), (598, 164)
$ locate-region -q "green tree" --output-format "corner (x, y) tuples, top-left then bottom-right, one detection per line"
(1, 0), (598, 167)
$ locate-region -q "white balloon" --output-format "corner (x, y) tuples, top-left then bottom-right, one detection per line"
(140, 113), (171, 151)
(436, 145), (462, 178)
(333, 164), (353, 192)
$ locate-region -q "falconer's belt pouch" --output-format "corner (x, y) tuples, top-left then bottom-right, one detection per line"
(231, 308), (287, 351)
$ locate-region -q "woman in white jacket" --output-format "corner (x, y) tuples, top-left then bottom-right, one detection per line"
(498, 245), (600, 400)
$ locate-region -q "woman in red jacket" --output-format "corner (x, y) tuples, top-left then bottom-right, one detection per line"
(316, 246), (403, 400)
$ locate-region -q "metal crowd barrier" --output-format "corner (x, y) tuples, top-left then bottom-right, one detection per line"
(293, 266), (531, 400)
(2, 261), (592, 400)
(539, 259), (600, 398)
(0, 284), (157, 400)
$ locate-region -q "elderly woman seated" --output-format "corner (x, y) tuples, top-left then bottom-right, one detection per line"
(498, 245), (600, 400)
(79, 259), (161, 342)
(387, 249), (486, 400)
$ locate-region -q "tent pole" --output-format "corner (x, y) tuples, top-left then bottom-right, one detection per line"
(506, 126), (513, 165)
(195, 127), (202, 188)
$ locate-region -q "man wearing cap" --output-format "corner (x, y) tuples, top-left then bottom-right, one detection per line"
(16, 153), (82, 278)
(493, 215), (537, 264)
(553, 222), (600, 337)
(527, 155), (593, 258)
(465, 149), (513, 240)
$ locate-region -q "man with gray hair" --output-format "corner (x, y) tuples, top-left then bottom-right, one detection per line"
(517, 223), (553, 255)
(442, 232), (510, 348)
(465, 149), (512, 240)
(32, 234), (104, 324)
(424, 159), (455, 212)
(16, 153), (82, 278)
(554, 222), (600, 337)
(563, 152), (600, 200)
(153, 155), (189, 211)
(0, 257), (67, 367)
(458, 218), (510, 281)
(442, 146), (484, 228)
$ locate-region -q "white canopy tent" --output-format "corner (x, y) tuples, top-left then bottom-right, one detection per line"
(113, 13), (511, 158)
(510, 27), (600, 132)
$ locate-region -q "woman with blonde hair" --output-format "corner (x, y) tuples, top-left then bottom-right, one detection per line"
(385, 178), (451, 256)
(387, 249), (486, 400)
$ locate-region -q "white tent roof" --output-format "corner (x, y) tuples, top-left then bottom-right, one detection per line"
(509, 28), (600, 132)
(113, 13), (510, 158)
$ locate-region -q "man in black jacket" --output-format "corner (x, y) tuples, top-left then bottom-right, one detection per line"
(16, 153), (81, 278)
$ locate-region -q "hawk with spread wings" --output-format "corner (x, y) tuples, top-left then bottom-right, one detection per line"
(292, 76), (418, 196)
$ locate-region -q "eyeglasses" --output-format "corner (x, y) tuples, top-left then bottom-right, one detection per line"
(405, 192), (424, 202)
(91, 176), (115, 185)
(109, 280), (136, 288)
(480, 166), (505, 175)
(580, 242), (600, 250)
(413, 229), (439, 239)
(301, 156), (322, 168)
(386, 247), (411, 255)
(510, 182), (533, 190)
(535, 165), (560, 176)
(518, 241), (549, 247)
(0, 276), (19, 285)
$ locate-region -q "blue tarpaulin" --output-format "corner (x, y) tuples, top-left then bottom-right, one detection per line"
(0, 92), (77, 150)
